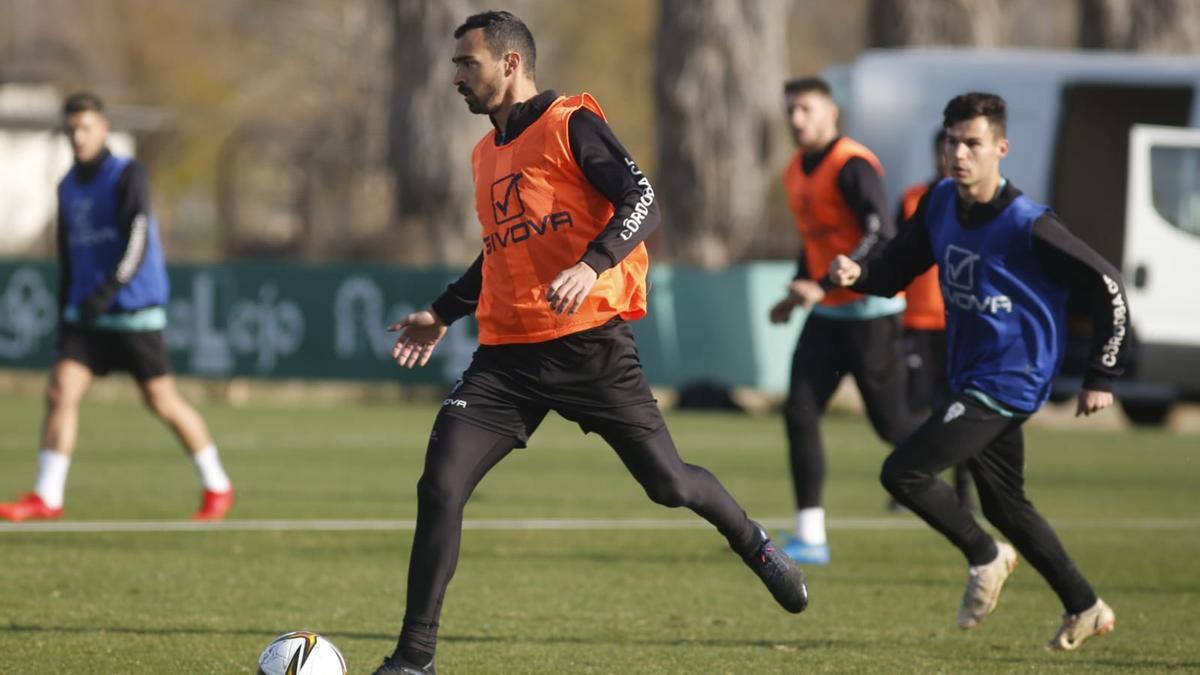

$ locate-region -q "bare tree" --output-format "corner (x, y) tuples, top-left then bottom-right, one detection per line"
(388, 0), (492, 266)
(214, 0), (394, 260)
(1080, 0), (1200, 51)
(654, 0), (790, 267)
(868, 0), (1014, 46)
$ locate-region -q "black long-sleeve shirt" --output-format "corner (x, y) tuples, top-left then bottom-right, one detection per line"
(57, 147), (153, 320)
(432, 90), (660, 325)
(847, 181), (1130, 391)
(792, 137), (894, 282)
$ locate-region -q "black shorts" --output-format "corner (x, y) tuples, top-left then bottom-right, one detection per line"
(439, 318), (665, 447)
(55, 325), (171, 382)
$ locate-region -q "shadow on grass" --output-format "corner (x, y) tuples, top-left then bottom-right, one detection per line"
(459, 548), (733, 565)
(816, 574), (949, 590)
(0, 623), (863, 651)
(1095, 582), (1200, 597)
(984, 653), (1200, 671)
(0, 623), (383, 641)
(441, 633), (863, 651)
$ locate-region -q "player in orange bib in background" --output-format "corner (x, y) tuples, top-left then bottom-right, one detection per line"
(897, 129), (973, 511)
(768, 77), (919, 565)
(372, 11), (808, 674)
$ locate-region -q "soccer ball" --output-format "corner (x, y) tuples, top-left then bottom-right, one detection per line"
(257, 631), (347, 675)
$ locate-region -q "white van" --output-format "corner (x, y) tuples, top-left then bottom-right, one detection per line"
(829, 49), (1200, 425)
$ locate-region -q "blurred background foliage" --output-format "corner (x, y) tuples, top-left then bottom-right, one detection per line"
(0, 0), (1193, 265)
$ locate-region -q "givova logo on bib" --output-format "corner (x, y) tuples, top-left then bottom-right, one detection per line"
(67, 198), (117, 247)
(942, 245), (1013, 314)
(491, 173), (527, 225)
(484, 173), (574, 256)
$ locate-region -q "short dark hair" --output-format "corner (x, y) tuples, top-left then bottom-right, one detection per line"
(63, 91), (105, 117)
(943, 92), (1007, 137)
(454, 10), (536, 76)
(783, 77), (832, 98)
(933, 128), (948, 150)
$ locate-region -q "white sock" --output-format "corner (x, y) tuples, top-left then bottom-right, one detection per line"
(191, 445), (231, 493)
(795, 507), (827, 545)
(33, 449), (71, 509)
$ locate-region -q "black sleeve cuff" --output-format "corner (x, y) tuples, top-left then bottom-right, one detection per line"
(1082, 370), (1114, 392)
(579, 248), (614, 275)
(430, 292), (474, 326)
(848, 264), (871, 292)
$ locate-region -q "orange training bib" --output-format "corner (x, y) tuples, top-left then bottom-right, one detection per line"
(899, 182), (945, 330)
(472, 93), (648, 344)
(783, 137), (883, 307)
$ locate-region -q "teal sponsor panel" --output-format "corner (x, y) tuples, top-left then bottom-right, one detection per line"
(1, 260), (806, 392)
(630, 262), (806, 394)
(0, 260), (477, 385)
(0, 262), (58, 367)
(744, 263), (809, 393)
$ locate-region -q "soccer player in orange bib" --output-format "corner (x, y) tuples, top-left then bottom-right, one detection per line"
(372, 11), (807, 674)
(769, 77), (918, 565)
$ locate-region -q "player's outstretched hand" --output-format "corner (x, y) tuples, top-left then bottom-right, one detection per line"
(828, 254), (861, 287)
(388, 309), (447, 369)
(547, 261), (598, 315)
(1075, 388), (1114, 417)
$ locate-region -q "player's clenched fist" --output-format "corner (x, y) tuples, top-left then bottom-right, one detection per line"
(1075, 388), (1114, 417)
(828, 254), (861, 287)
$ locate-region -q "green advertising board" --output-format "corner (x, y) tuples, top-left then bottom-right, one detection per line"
(0, 260), (477, 385)
(0, 260), (809, 392)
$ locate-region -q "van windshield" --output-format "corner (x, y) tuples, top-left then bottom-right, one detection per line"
(1150, 145), (1200, 238)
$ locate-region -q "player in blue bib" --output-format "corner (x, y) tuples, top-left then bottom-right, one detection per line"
(828, 93), (1128, 651)
(0, 93), (234, 523)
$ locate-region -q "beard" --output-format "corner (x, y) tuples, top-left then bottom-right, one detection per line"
(460, 84), (496, 115)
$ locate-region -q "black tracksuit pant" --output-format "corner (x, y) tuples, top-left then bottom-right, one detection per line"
(881, 392), (1098, 614)
(905, 327), (973, 503)
(784, 313), (918, 509)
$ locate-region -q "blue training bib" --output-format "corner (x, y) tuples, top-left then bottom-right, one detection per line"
(926, 179), (1070, 413)
(58, 155), (169, 317)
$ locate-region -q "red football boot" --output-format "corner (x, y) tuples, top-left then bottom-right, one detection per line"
(193, 487), (235, 521)
(0, 493), (64, 522)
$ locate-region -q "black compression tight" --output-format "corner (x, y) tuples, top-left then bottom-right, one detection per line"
(397, 412), (760, 661)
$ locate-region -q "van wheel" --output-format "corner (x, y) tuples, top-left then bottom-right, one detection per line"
(1120, 400), (1172, 427)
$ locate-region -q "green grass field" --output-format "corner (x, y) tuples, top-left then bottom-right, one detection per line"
(0, 392), (1197, 673)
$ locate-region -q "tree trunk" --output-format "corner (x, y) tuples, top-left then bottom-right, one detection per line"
(1080, 0), (1200, 51)
(654, 0), (790, 267)
(388, 0), (489, 265)
(868, 0), (1013, 46)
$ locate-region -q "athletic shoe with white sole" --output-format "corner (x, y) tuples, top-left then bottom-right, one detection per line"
(956, 541), (1018, 629)
(1046, 598), (1115, 651)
